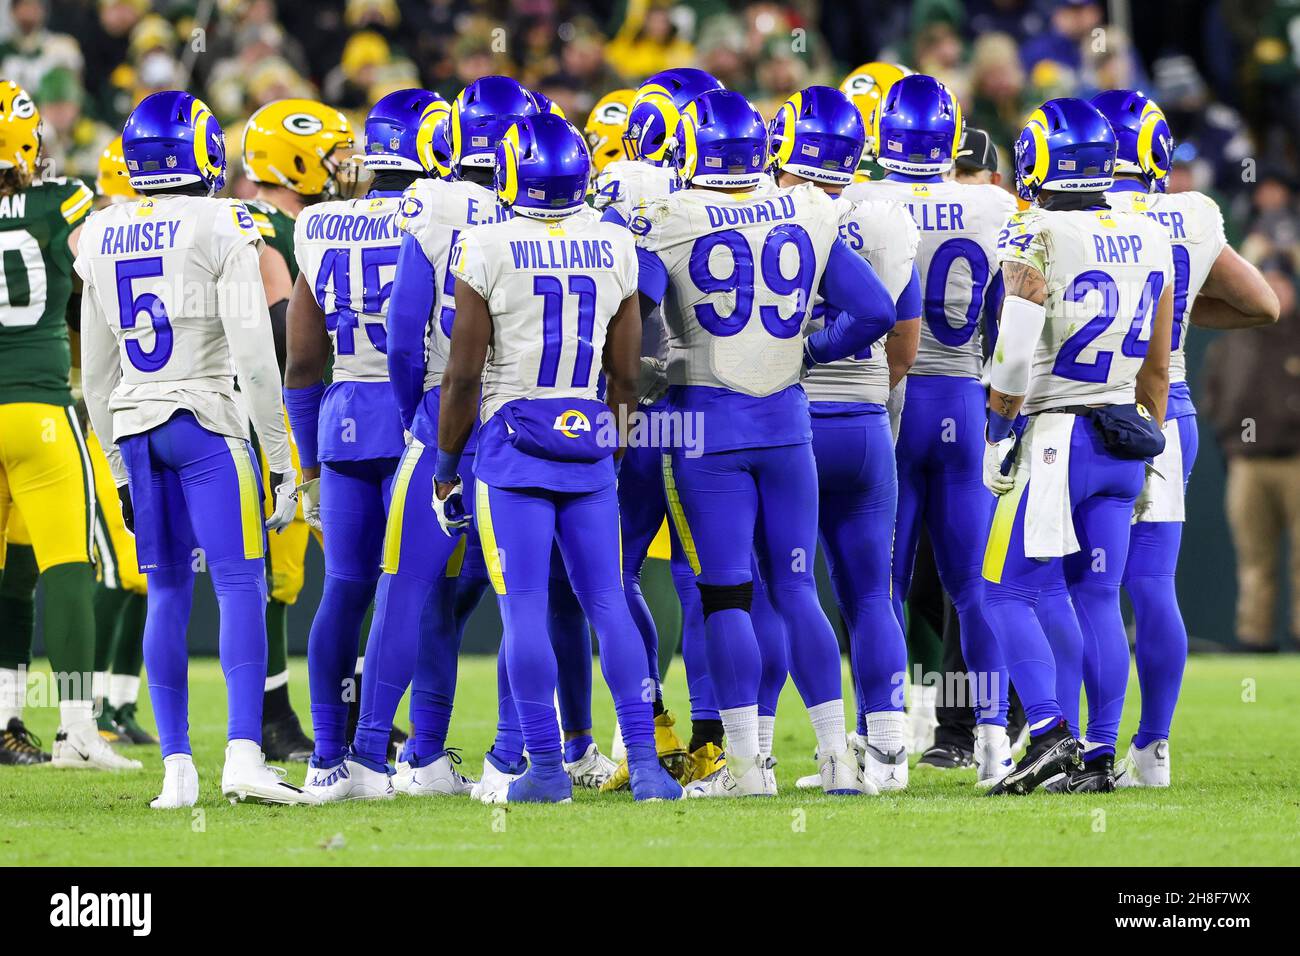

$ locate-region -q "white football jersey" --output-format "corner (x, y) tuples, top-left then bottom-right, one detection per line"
(451, 207), (638, 421)
(632, 182), (843, 397)
(803, 197), (919, 405)
(996, 204), (1174, 414)
(75, 194), (270, 444)
(394, 177), (509, 388)
(294, 194), (405, 383)
(843, 178), (1015, 378)
(591, 159), (679, 224)
(1104, 187), (1227, 384)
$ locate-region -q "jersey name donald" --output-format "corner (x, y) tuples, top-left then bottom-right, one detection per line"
(1104, 186), (1226, 389)
(295, 195), (404, 384)
(803, 197), (919, 405)
(395, 178), (510, 388)
(74, 194), (262, 442)
(844, 179), (1014, 378)
(452, 206), (638, 423)
(996, 204), (1174, 415)
(633, 182), (841, 398)
(591, 159), (679, 225)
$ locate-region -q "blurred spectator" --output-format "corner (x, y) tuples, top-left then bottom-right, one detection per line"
(1156, 54), (1254, 199)
(908, 0), (969, 97)
(0, 0), (83, 95)
(1203, 260), (1300, 650)
(605, 0), (694, 79)
(1240, 167), (1300, 266)
(1020, 0), (1102, 75)
(965, 32), (1027, 149)
(965, 0), (1045, 44)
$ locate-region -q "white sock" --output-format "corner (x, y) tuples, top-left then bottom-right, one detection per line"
(976, 723), (1009, 747)
(60, 699), (96, 736)
(757, 715), (775, 758)
(0, 666), (26, 725)
(91, 670), (108, 702)
(719, 705), (759, 761)
(807, 699), (847, 756)
(264, 669), (289, 692)
(226, 738), (262, 763)
(865, 711), (906, 752)
(108, 674), (140, 708)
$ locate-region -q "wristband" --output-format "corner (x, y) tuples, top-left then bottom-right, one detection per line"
(434, 448), (462, 484)
(986, 411), (1015, 443)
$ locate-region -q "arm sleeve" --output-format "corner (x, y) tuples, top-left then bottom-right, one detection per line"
(806, 239), (897, 364)
(219, 243), (292, 473)
(635, 247), (669, 304)
(988, 295), (1046, 397)
(79, 284), (128, 485)
(982, 269), (1005, 359)
(896, 264), (922, 320)
(386, 232), (436, 431)
(283, 382), (324, 471)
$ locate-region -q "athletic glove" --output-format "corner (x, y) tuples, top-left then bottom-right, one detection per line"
(982, 433), (1018, 496)
(265, 468), (299, 532)
(296, 477), (321, 533)
(117, 484), (134, 535)
(637, 357), (669, 404)
(433, 476), (471, 537)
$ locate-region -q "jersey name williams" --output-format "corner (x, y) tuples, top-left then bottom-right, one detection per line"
(508, 237), (618, 271)
(99, 220), (183, 255)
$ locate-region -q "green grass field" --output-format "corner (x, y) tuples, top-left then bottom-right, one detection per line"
(2, 655), (1297, 866)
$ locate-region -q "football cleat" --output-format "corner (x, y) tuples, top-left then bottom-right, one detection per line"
(682, 741), (727, 784)
(395, 751), (475, 797)
(974, 725), (1015, 789)
(112, 702), (157, 745)
(629, 761), (685, 801)
(222, 741), (320, 805)
(52, 725), (143, 771)
(1044, 752), (1116, 794)
(150, 753), (199, 809)
(985, 721), (1082, 796)
(916, 741), (975, 769)
(820, 747), (873, 795)
(862, 743), (908, 791)
(564, 742), (618, 790)
(301, 754), (393, 803)
(472, 750), (527, 803)
(686, 753), (774, 798)
(261, 712), (314, 762)
(97, 704), (124, 743)
(0, 717), (50, 765)
(481, 766), (572, 805)
(654, 710), (690, 780)
(1115, 738), (1171, 788)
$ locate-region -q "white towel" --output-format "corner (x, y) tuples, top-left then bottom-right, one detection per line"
(1133, 418), (1185, 524)
(1024, 413), (1081, 559)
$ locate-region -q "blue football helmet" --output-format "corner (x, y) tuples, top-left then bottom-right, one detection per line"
(875, 74), (962, 176)
(673, 89), (767, 190)
(528, 90), (566, 118)
(122, 90), (226, 193)
(450, 76), (538, 172)
(768, 85), (865, 186)
(415, 97), (453, 178)
(624, 67), (724, 165)
(363, 89), (445, 171)
(495, 113), (590, 220)
(1090, 89), (1173, 193)
(1015, 97), (1117, 201)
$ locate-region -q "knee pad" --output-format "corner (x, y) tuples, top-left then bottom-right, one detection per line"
(697, 580), (753, 619)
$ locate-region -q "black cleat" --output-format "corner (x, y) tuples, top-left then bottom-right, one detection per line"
(1043, 752), (1115, 794)
(918, 742), (975, 769)
(112, 702), (158, 746)
(262, 711), (314, 762)
(0, 717), (51, 765)
(986, 720), (1081, 796)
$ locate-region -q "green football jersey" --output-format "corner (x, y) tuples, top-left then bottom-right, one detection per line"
(246, 197), (298, 281)
(0, 177), (93, 405)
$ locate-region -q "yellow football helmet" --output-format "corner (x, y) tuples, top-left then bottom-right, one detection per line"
(0, 80), (41, 174)
(96, 136), (137, 202)
(241, 98), (355, 197)
(584, 89), (635, 175)
(839, 62), (911, 159)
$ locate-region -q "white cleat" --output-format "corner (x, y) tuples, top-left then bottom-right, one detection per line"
(300, 756), (393, 803)
(847, 732), (869, 770)
(975, 725), (1015, 789)
(222, 741), (320, 805)
(820, 747), (874, 795)
(150, 753), (199, 809)
(1115, 739), (1170, 788)
(862, 743), (908, 791)
(563, 743), (617, 790)
(472, 754), (525, 804)
(686, 753), (774, 798)
(52, 725), (143, 771)
(395, 752), (475, 797)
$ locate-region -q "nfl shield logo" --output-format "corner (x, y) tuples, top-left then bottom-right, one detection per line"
(1043, 447), (1057, 465)
(165, 155), (178, 168)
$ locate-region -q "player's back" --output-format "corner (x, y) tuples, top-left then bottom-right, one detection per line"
(802, 197), (919, 405)
(395, 177), (509, 385)
(1105, 186), (1226, 392)
(0, 177), (94, 405)
(634, 181), (842, 398)
(75, 193), (262, 436)
(455, 206), (637, 421)
(592, 158), (679, 224)
(998, 204), (1173, 414)
(847, 178), (1014, 377)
